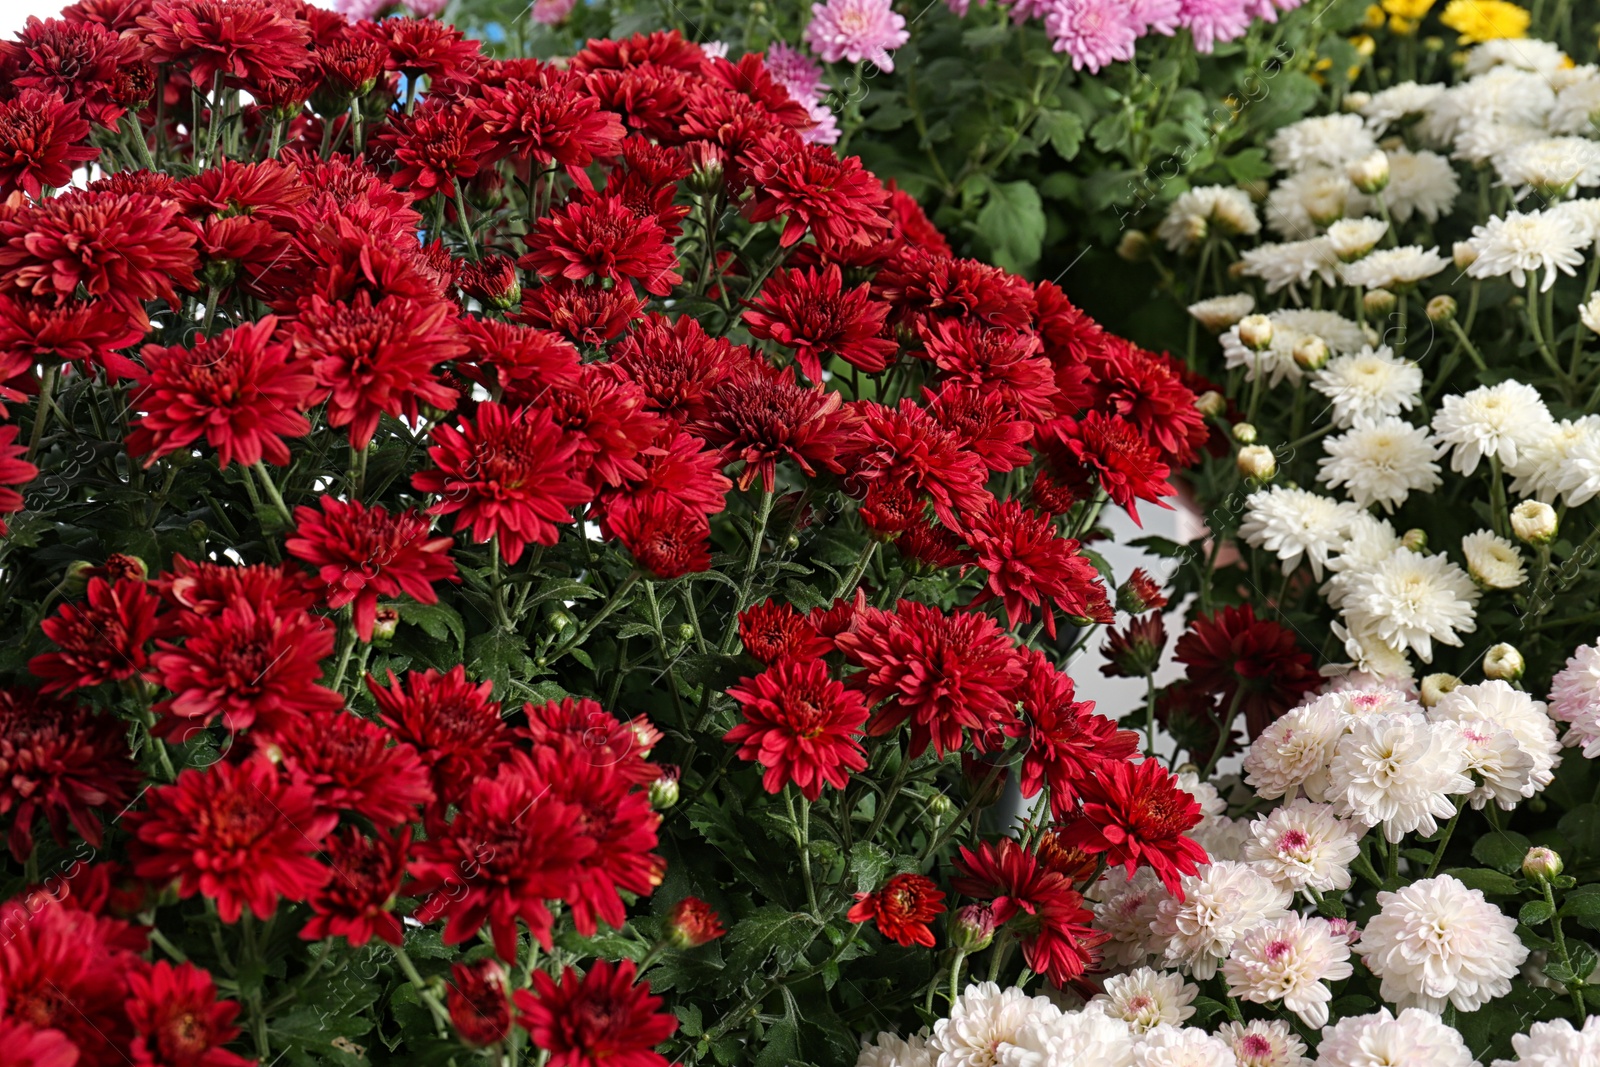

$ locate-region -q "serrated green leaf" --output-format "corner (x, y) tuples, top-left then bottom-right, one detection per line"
(1034, 110), (1084, 161)
(849, 842), (894, 893)
(974, 180), (1045, 272)
(1444, 867), (1521, 895)
(397, 600), (466, 652)
(1473, 831), (1533, 874)
(526, 578), (605, 607)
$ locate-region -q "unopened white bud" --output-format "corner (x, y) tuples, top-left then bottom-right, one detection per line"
(1511, 500), (1558, 545)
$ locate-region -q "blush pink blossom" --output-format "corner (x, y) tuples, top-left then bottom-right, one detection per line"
(530, 0), (578, 24)
(805, 0), (910, 71)
(1044, 0), (1140, 72)
(1129, 0), (1184, 34)
(1180, 0), (1254, 52)
(767, 41), (828, 101)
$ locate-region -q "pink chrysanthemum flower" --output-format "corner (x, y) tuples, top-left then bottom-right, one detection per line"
(1044, 0), (1139, 73)
(767, 41), (828, 101)
(1007, 0), (1055, 22)
(1130, 0), (1184, 34)
(804, 0), (909, 72)
(1180, 0), (1254, 52)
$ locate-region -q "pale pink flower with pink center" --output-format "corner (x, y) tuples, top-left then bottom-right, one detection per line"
(1130, 0), (1183, 35)
(804, 0), (910, 72)
(1180, 0), (1254, 52)
(803, 100), (841, 145)
(767, 41), (829, 101)
(530, 0), (578, 24)
(1006, 0), (1056, 23)
(1044, 0), (1140, 72)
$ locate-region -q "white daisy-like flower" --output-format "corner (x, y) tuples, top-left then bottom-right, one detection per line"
(1329, 621), (1419, 684)
(1317, 417), (1442, 512)
(1188, 294), (1257, 333)
(1091, 969), (1198, 1034)
(1496, 137), (1600, 198)
(1133, 1026), (1239, 1067)
(858, 1030), (934, 1067)
(1357, 874), (1529, 1012)
(1464, 37), (1569, 76)
(1338, 246), (1449, 291)
(1152, 861), (1292, 980)
(1461, 529), (1527, 589)
(1457, 121), (1547, 167)
(1243, 700), (1349, 802)
(1383, 148), (1461, 224)
(1223, 914), (1352, 1029)
(1359, 82), (1447, 133)
(1463, 209), (1588, 292)
(1430, 713), (1536, 810)
(1017, 1007), (1137, 1067)
(1583, 292), (1600, 334)
(1423, 67), (1556, 144)
(1217, 1020), (1308, 1067)
(929, 982), (1058, 1067)
(1327, 713), (1473, 841)
(1315, 1007), (1477, 1067)
(1270, 115), (1380, 173)
(1323, 685), (1425, 721)
(1340, 548), (1481, 663)
(1550, 73), (1600, 135)
(1158, 187), (1262, 253)
(1175, 771), (1226, 820)
(1431, 380), (1554, 475)
(1550, 197), (1600, 247)
(1507, 416), (1600, 502)
(1555, 418), (1600, 507)
(1093, 868), (1170, 967)
(1491, 1016), (1600, 1067)
(1433, 679), (1560, 795)
(1238, 238), (1342, 295)
(1326, 217), (1389, 261)
(1549, 643), (1600, 757)
(1266, 169), (1370, 238)
(1322, 513), (1405, 609)
(1311, 345), (1422, 428)
(1239, 487), (1362, 580)
(1192, 816), (1252, 864)
(1244, 798), (1364, 895)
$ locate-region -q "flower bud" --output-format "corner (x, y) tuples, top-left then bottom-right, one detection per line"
(546, 608), (576, 634)
(1511, 500), (1558, 545)
(457, 256), (521, 310)
(1233, 422), (1258, 445)
(951, 903), (997, 952)
(1238, 314), (1274, 351)
(1343, 91), (1373, 112)
(1326, 917), (1362, 944)
(1420, 672), (1460, 708)
(1101, 615), (1167, 678)
(1195, 390), (1226, 417)
(1292, 335), (1329, 371)
(1237, 444), (1276, 481)
(1347, 150), (1391, 194)
(1523, 846), (1564, 882)
(1363, 288), (1397, 317)
(1483, 642), (1525, 682)
(1453, 241), (1478, 271)
(1227, 260), (1249, 281)
(1116, 568), (1169, 614)
(63, 561), (94, 597)
(1426, 295), (1457, 324)
(676, 622), (696, 643)
(649, 766), (681, 810)
(1402, 528), (1428, 553)
(370, 606), (401, 644)
(631, 717), (663, 758)
(668, 896), (726, 947)
(1117, 230), (1151, 262)
(686, 143), (726, 196)
(959, 753), (1008, 808)
(446, 959), (512, 1048)
(927, 791), (954, 817)
(1188, 294), (1256, 334)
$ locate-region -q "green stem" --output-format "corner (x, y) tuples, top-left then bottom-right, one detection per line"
(391, 943), (454, 1034)
(251, 461), (294, 526)
(1200, 686), (1245, 780)
(546, 572), (642, 667)
(1425, 799), (1463, 877)
(832, 540), (878, 600)
(25, 364), (59, 464)
(786, 786), (821, 918)
(1544, 879), (1590, 1025)
(720, 489), (776, 654)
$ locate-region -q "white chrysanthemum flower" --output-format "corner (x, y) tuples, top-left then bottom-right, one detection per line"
(1430, 714), (1536, 810)
(1243, 700), (1349, 802)
(1017, 1007), (1137, 1067)
(1431, 380), (1554, 475)
(1464, 38), (1569, 76)
(1218, 1020), (1308, 1067)
(1463, 210), (1588, 292)
(1323, 684), (1425, 721)
(1423, 67), (1556, 144)
(1311, 346), (1422, 429)
(1338, 246), (1449, 291)
(1357, 874), (1529, 1012)
(858, 1030), (934, 1067)
(1383, 148), (1461, 224)
(1238, 238), (1342, 295)
(1491, 1016), (1600, 1067)
(1551, 73), (1600, 135)
(1188, 294), (1257, 333)
(1239, 487), (1362, 580)
(1244, 798), (1363, 894)
(1432, 679), (1560, 796)
(1326, 217), (1389, 261)
(1266, 169), (1370, 239)
(1322, 514), (1404, 608)
(1582, 292), (1600, 335)
(930, 982), (1059, 1067)
(1317, 417), (1442, 512)
(1550, 197), (1600, 247)
(1223, 914), (1352, 1028)
(1094, 868), (1170, 966)
(1340, 548), (1481, 663)
(1175, 771), (1226, 820)
(1192, 816), (1252, 864)
(1270, 114), (1379, 173)
(1091, 969), (1198, 1034)
(1152, 861), (1292, 980)
(1455, 121), (1546, 167)
(1550, 643), (1600, 757)
(1133, 1025), (1239, 1067)
(1327, 714), (1473, 841)
(1327, 620), (1419, 687)
(1555, 417), (1600, 507)
(1496, 137), (1600, 198)
(1315, 1007), (1476, 1067)
(1159, 187), (1262, 253)
(1461, 529), (1527, 589)
(1507, 416), (1600, 502)
(1359, 82), (1447, 133)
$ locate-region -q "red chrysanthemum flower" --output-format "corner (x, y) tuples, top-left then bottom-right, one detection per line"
(694, 364), (854, 492)
(126, 316), (317, 469)
(1087, 339), (1208, 467)
(1030, 467), (1079, 515)
(1042, 411), (1175, 525)
(848, 872), (946, 948)
(667, 897), (725, 947)
(925, 384), (1034, 474)
(480, 66), (626, 172)
(359, 16), (481, 80)
(455, 255), (524, 311)
(609, 314), (744, 426)
(1117, 567), (1169, 613)
(950, 838), (1106, 985)
(0, 90), (96, 199)
(521, 697), (660, 788)
(1100, 613), (1167, 679)
(1173, 603), (1319, 739)
(0, 1016), (77, 1067)
(125, 960), (251, 1067)
(409, 751), (596, 960)
(1054, 758), (1208, 895)
(269, 708), (433, 828)
(5, 15), (148, 129)
(963, 499), (1111, 637)
(922, 320), (1058, 424)
(0, 423), (37, 532)
(414, 401), (591, 563)
(0, 292), (147, 382)
(517, 276), (646, 347)
(368, 666), (511, 807)
(896, 516), (973, 573)
(29, 576), (162, 694)
(376, 96), (500, 199)
(888, 181), (951, 255)
(743, 264), (896, 382)
(457, 315), (579, 394)
(520, 194), (682, 297)
(1015, 649), (1139, 816)
(292, 293), (462, 450)
(845, 399), (991, 533)
(736, 598), (834, 666)
(539, 364), (662, 490)
(724, 658), (869, 800)
(128, 756), (336, 922)
(136, 0), (312, 90)
(159, 557), (320, 618)
(150, 601), (342, 734)
(0, 191), (197, 322)
(286, 497), (459, 642)
(608, 495), (711, 578)
(513, 959), (677, 1067)
(300, 826), (409, 948)
(447, 959), (513, 1048)
(595, 432), (732, 542)
(835, 601), (1026, 758)
(876, 250), (1036, 333)
(745, 138), (892, 249)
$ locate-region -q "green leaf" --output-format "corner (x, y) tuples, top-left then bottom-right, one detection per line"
(1520, 899), (1556, 926)
(1559, 804), (1600, 861)
(1033, 110), (1085, 161)
(397, 601), (466, 652)
(1473, 831), (1533, 874)
(466, 628), (536, 694)
(1562, 885), (1600, 925)
(722, 905), (816, 980)
(1221, 147), (1275, 184)
(974, 180), (1045, 272)
(753, 1015), (800, 1067)
(1444, 867), (1521, 895)
(848, 842), (895, 893)
(1189, 996), (1225, 1022)
(525, 578), (605, 607)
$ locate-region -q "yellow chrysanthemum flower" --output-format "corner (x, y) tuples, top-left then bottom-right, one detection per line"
(1364, 4), (1387, 28)
(1439, 0), (1530, 43)
(1382, 0), (1436, 19)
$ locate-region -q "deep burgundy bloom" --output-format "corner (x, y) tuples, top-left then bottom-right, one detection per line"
(737, 598), (834, 666)
(517, 276), (646, 346)
(950, 838), (1106, 985)
(286, 497), (459, 641)
(0, 687), (139, 862)
(0, 423), (37, 531)
(128, 756), (336, 922)
(377, 96), (500, 199)
(4, 15), (148, 129)
(846, 400), (991, 532)
(300, 826), (410, 948)
(609, 314), (742, 425)
(667, 897), (725, 947)
(1054, 758), (1209, 895)
(1042, 411), (1175, 525)
(610, 495), (711, 578)
(359, 16), (481, 80)
(743, 264), (896, 382)
(876, 250), (1036, 333)
(1015, 649), (1139, 816)
(479, 66), (626, 172)
(848, 872), (946, 948)
(1101, 613), (1168, 679)
(127, 316), (317, 469)
(269, 708), (433, 828)
(414, 401), (591, 564)
(136, 0), (312, 89)
(125, 960), (251, 1067)
(368, 666), (511, 807)
(447, 959), (514, 1048)
(520, 194), (682, 297)
(695, 365), (853, 492)
(0, 1017), (77, 1067)
(0, 292), (147, 382)
(725, 658), (869, 800)
(964, 500), (1112, 637)
(922, 320), (1058, 423)
(1089, 339), (1208, 467)
(1173, 603), (1319, 738)
(745, 139), (892, 249)
(925, 384), (1034, 474)
(834, 601), (1025, 757)
(513, 959), (677, 1067)
(29, 576), (162, 694)
(0, 90), (96, 198)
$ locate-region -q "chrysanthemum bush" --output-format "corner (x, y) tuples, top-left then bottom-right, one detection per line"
(0, 3), (1238, 1065)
